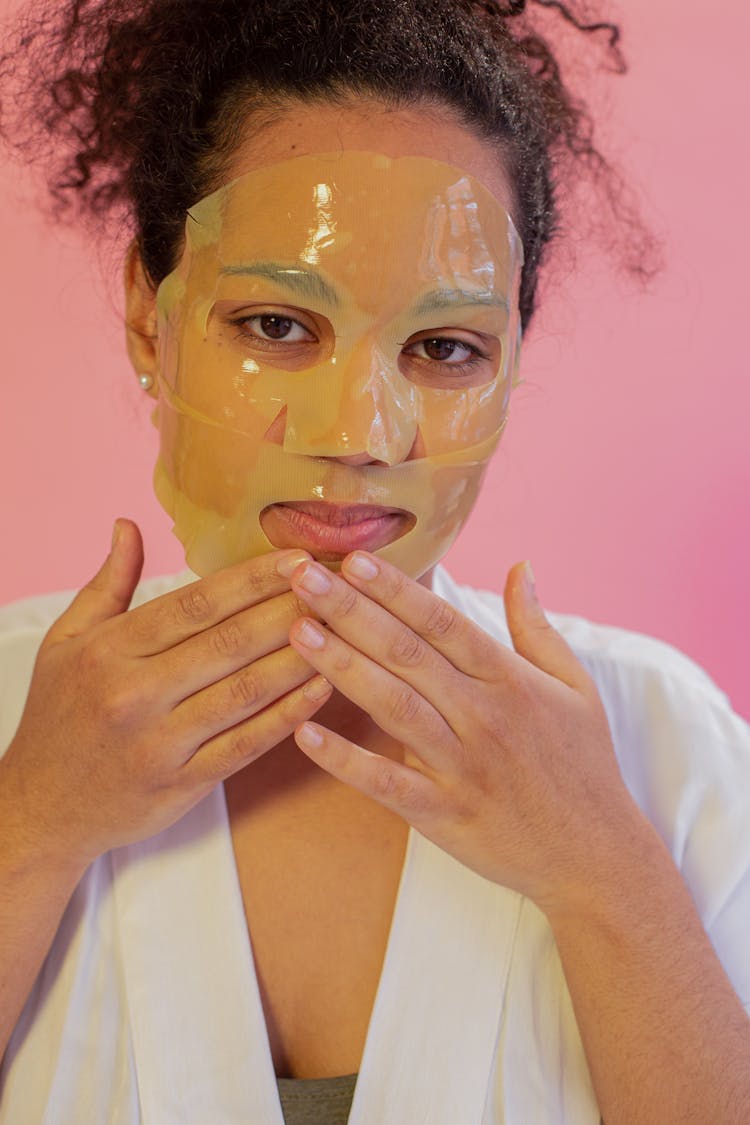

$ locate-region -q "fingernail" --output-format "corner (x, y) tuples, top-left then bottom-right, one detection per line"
(296, 619), (326, 649)
(344, 552), (379, 581)
(522, 560), (537, 601)
(275, 551), (311, 578)
(296, 563), (332, 595)
(297, 722), (324, 749)
(303, 676), (332, 702)
(111, 520), (122, 550)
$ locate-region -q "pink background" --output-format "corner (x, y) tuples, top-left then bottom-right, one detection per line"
(1, 1), (748, 719)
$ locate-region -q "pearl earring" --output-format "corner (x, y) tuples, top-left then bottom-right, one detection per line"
(138, 373), (154, 391)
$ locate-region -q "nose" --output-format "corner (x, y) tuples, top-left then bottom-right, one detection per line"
(280, 341), (418, 466)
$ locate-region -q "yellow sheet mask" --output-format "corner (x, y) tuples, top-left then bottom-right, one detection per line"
(153, 151), (523, 578)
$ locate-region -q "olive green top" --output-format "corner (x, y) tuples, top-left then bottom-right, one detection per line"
(277, 1073), (358, 1125)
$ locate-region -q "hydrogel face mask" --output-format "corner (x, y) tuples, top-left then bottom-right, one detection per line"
(153, 150), (524, 578)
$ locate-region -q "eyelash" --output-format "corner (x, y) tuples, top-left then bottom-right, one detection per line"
(405, 338), (490, 377)
(228, 314), (491, 376)
(229, 314), (314, 347)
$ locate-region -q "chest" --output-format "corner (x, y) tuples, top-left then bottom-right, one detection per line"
(226, 778), (408, 1080)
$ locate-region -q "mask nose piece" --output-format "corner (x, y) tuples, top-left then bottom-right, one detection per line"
(281, 346), (419, 466)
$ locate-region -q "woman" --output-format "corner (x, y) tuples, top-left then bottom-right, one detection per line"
(1, 1), (749, 1122)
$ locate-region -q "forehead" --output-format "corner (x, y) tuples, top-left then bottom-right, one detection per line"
(181, 151), (522, 316)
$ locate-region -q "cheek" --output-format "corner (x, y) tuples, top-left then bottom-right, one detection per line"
(414, 376), (510, 457)
(156, 404), (257, 516)
(375, 442), (498, 578)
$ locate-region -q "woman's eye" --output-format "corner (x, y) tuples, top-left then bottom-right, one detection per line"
(409, 337), (479, 364)
(234, 314), (314, 343)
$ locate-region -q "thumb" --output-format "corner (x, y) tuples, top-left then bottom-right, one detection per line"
(46, 519), (145, 643)
(503, 561), (590, 692)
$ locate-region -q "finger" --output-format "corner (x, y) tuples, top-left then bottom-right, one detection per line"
(289, 560), (458, 703)
(152, 589), (312, 705)
(117, 548), (312, 656)
(289, 616), (457, 765)
(172, 644), (316, 746)
(47, 519), (144, 644)
(183, 675), (333, 784)
(294, 721), (436, 823)
(503, 562), (592, 693)
(338, 551), (504, 680)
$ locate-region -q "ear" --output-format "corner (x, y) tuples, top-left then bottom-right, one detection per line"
(124, 241), (159, 396)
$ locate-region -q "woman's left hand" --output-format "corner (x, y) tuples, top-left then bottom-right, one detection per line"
(288, 551), (647, 913)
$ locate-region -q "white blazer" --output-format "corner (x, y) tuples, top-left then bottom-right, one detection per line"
(1, 569), (748, 1124)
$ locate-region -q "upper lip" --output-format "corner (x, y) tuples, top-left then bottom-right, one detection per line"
(277, 501), (406, 526)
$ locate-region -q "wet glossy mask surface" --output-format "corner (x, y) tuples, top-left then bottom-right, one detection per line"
(154, 151), (523, 577)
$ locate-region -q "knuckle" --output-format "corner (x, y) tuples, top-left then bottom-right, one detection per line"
(279, 684), (319, 726)
(229, 668), (264, 710)
(383, 567), (410, 600)
(83, 571), (109, 598)
(241, 565), (269, 602)
(459, 745), (491, 791)
(101, 684), (141, 725)
(227, 726), (262, 765)
(387, 682), (422, 725)
(289, 593), (309, 620)
(175, 587), (212, 626)
(387, 628), (426, 668)
(287, 592), (321, 628)
(210, 619), (244, 658)
(422, 598), (458, 641)
(371, 762), (400, 799)
(334, 584), (359, 619)
(205, 728), (261, 779)
(332, 646), (354, 674)
(532, 618), (554, 638)
(372, 763), (417, 807)
(76, 633), (115, 679)
(523, 613), (554, 640)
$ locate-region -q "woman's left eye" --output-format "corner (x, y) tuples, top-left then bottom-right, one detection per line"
(232, 314), (315, 343)
(406, 337), (482, 365)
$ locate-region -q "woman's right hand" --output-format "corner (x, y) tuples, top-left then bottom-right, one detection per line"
(0, 519), (331, 868)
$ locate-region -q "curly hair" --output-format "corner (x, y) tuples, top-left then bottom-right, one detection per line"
(0, 0), (641, 328)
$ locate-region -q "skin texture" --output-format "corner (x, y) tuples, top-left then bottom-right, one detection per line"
(2, 102), (750, 1117)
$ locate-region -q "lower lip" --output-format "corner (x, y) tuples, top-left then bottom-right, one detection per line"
(263, 504), (408, 558)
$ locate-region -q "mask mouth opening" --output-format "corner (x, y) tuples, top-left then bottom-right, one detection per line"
(260, 502), (416, 561)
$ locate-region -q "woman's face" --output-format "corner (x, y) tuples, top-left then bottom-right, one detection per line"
(147, 103), (523, 579)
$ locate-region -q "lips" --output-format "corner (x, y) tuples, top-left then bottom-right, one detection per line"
(261, 501), (414, 559)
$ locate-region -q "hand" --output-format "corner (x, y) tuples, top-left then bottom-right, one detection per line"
(1, 520), (332, 868)
(287, 552), (643, 912)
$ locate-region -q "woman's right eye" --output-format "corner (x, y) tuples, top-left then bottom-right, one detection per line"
(231, 313), (316, 344)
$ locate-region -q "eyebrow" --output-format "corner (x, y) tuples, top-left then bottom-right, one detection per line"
(219, 261), (339, 306)
(411, 289), (509, 316)
(219, 265), (507, 318)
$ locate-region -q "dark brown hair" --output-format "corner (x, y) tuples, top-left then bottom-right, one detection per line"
(0, 0), (640, 327)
